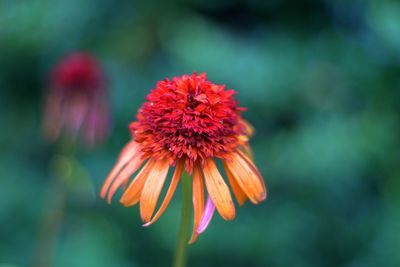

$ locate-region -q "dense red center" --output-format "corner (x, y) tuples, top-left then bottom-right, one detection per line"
(51, 53), (104, 94)
(130, 73), (246, 169)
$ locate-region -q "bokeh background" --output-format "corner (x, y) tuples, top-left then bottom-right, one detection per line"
(1, 0), (400, 266)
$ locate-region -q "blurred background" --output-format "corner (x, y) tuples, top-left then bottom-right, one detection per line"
(1, 0), (400, 266)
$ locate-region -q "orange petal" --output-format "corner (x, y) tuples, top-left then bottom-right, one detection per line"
(240, 118), (255, 137)
(189, 163), (205, 244)
(106, 156), (145, 204)
(223, 151), (266, 204)
(140, 159), (170, 223)
(222, 161), (247, 206)
(202, 158), (235, 221)
(118, 140), (141, 161)
(239, 142), (254, 159)
(237, 150), (265, 183)
(120, 159), (155, 206)
(100, 140), (140, 198)
(143, 160), (184, 227)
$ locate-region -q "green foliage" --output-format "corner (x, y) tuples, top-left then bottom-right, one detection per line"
(0, 0), (399, 266)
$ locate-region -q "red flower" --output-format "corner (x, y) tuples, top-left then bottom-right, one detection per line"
(43, 52), (110, 146)
(101, 73), (266, 243)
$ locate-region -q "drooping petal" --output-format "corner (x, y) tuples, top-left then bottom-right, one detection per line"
(237, 149), (265, 186)
(222, 161), (247, 206)
(100, 140), (140, 198)
(240, 118), (255, 137)
(120, 159), (155, 206)
(196, 196), (215, 234)
(240, 143), (254, 159)
(223, 151), (266, 204)
(106, 156), (145, 203)
(189, 163), (204, 244)
(140, 158), (170, 223)
(66, 94), (89, 138)
(143, 160), (184, 227)
(236, 134), (254, 159)
(120, 140), (140, 159)
(83, 94), (110, 146)
(202, 158), (235, 221)
(83, 98), (99, 146)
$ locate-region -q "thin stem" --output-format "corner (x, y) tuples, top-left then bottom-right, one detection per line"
(32, 138), (76, 267)
(173, 171), (192, 267)
(32, 176), (66, 267)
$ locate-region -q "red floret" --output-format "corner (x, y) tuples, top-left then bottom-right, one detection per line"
(129, 73), (246, 172)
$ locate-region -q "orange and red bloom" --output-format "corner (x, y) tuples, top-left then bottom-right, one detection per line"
(101, 73), (266, 243)
(43, 52), (110, 146)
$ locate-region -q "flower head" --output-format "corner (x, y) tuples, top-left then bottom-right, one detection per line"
(101, 73), (266, 243)
(43, 52), (110, 146)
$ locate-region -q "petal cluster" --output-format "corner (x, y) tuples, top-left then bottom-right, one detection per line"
(101, 73), (266, 243)
(130, 73), (250, 172)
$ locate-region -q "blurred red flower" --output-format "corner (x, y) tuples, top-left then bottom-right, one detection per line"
(43, 52), (110, 146)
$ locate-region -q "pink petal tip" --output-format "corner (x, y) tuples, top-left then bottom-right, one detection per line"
(196, 197), (215, 234)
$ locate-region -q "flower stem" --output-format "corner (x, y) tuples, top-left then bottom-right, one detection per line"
(32, 175), (66, 267)
(32, 139), (76, 267)
(32, 155), (68, 267)
(173, 171), (192, 267)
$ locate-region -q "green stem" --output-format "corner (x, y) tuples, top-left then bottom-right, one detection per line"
(32, 176), (66, 267)
(173, 172), (192, 267)
(32, 139), (75, 267)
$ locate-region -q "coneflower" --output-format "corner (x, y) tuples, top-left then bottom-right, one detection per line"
(43, 52), (110, 146)
(101, 73), (266, 247)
